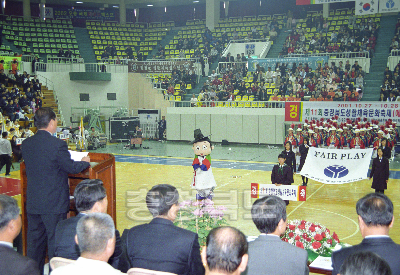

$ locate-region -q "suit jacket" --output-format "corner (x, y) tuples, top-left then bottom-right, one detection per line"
(281, 150), (297, 172)
(331, 237), (400, 275)
(243, 235), (309, 275)
(21, 130), (90, 214)
(370, 157), (389, 190)
(0, 243), (40, 275)
(271, 164), (293, 185)
(54, 213), (122, 269)
(122, 217), (204, 275)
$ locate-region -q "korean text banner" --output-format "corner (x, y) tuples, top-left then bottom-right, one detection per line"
(301, 102), (400, 124)
(248, 56), (329, 72)
(251, 183), (307, 201)
(299, 148), (373, 184)
(379, 0), (400, 13)
(128, 61), (195, 73)
(52, 8), (116, 20)
(285, 102), (302, 122)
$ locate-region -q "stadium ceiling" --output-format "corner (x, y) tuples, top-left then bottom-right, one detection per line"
(26, 0), (240, 9)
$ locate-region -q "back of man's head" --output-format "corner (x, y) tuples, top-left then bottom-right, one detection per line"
(76, 213), (115, 256)
(205, 226), (248, 274)
(339, 251), (392, 275)
(146, 184), (179, 217)
(251, 195), (286, 234)
(34, 107), (56, 129)
(356, 193), (393, 227)
(2, 132), (7, 138)
(0, 194), (20, 233)
(74, 179), (107, 212)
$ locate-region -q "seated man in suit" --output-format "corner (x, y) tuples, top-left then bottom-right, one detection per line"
(122, 184), (204, 275)
(331, 193), (400, 275)
(201, 226), (248, 275)
(243, 195), (309, 275)
(0, 194), (40, 275)
(54, 179), (122, 269)
(339, 251), (391, 275)
(52, 213), (124, 275)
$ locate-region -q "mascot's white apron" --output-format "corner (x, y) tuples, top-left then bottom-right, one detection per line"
(191, 156), (216, 190)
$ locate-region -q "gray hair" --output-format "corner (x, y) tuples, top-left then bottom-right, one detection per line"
(76, 213), (115, 254)
(0, 194), (20, 230)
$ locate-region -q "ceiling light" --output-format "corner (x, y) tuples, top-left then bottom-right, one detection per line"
(193, 0), (199, 2)
(113, 5), (119, 8)
(76, 1), (83, 3)
(147, 4), (153, 6)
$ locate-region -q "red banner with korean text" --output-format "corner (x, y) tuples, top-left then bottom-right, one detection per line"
(251, 183), (307, 201)
(285, 102), (302, 122)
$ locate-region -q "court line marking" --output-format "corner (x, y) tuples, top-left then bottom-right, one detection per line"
(287, 184), (326, 218)
(300, 207), (359, 241)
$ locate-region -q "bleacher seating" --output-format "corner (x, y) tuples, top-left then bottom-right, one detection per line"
(87, 20), (172, 61)
(1, 16), (79, 59)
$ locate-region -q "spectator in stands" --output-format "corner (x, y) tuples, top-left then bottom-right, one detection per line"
(57, 48), (64, 59)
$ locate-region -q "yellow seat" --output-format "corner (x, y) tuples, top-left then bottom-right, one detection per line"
(233, 90), (239, 95)
(245, 102), (251, 107)
(175, 96), (181, 101)
(242, 95), (248, 101)
(265, 83), (270, 88)
(249, 95), (254, 101)
(174, 91), (180, 96)
(217, 102), (224, 107)
(259, 102), (265, 107)
(186, 84), (192, 89)
(270, 83), (276, 88)
(235, 95), (241, 101)
(267, 89), (273, 94)
(174, 84), (180, 90)
(251, 102), (258, 107)
(237, 102), (244, 107)
(170, 96), (175, 100)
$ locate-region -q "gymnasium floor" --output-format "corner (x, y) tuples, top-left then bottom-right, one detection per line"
(2, 140), (400, 247)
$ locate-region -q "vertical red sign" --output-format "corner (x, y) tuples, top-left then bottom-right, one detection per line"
(298, 186), (307, 201)
(251, 183), (259, 198)
(285, 102), (301, 122)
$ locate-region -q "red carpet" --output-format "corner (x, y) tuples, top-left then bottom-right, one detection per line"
(0, 177), (21, 196)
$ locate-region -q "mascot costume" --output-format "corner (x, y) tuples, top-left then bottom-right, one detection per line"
(191, 129), (216, 200)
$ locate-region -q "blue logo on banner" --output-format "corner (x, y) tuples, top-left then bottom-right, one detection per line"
(387, 0), (395, 8)
(324, 165), (349, 178)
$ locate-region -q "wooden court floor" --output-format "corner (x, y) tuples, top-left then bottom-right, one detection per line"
(116, 159), (400, 246)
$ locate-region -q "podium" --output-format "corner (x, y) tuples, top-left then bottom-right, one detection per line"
(19, 152), (116, 256)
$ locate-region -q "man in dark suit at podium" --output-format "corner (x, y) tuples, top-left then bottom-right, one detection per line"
(0, 194), (40, 275)
(122, 184), (204, 275)
(331, 193), (400, 275)
(54, 179), (122, 269)
(21, 107), (91, 274)
(271, 153), (294, 205)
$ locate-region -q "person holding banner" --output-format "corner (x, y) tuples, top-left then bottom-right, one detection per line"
(271, 153), (294, 205)
(298, 138), (309, 187)
(282, 142), (296, 174)
(369, 147), (390, 194)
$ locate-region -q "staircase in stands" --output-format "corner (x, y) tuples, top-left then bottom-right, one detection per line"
(362, 15), (398, 101)
(41, 86), (64, 126)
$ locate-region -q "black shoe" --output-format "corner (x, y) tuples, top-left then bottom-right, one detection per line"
(5, 174), (10, 176)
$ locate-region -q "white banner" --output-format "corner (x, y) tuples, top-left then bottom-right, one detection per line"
(379, 0), (400, 13)
(356, 0), (379, 15)
(45, 7), (54, 19)
(301, 102), (400, 124)
(251, 183), (307, 201)
(299, 148), (373, 184)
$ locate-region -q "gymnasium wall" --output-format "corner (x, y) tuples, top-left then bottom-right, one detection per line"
(167, 107), (285, 144)
(38, 72), (129, 124)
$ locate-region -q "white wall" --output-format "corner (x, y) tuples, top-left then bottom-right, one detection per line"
(37, 72), (129, 126)
(167, 107), (285, 144)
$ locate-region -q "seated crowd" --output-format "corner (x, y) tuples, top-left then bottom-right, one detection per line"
(1, 183), (399, 275)
(192, 59), (364, 105)
(389, 18), (400, 54)
(162, 66), (198, 96)
(380, 64), (400, 101)
(281, 15), (378, 57)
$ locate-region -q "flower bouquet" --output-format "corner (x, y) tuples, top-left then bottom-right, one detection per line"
(174, 199), (227, 246)
(281, 220), (342, 263)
